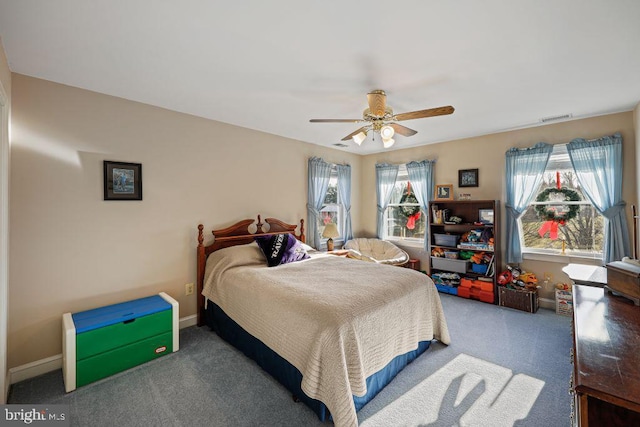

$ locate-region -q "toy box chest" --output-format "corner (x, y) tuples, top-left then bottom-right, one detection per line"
(498, 287), (538, 313)
(62, 292), (179, 392)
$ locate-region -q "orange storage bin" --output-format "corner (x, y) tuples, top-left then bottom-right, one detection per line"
(460, 278), (474, 288)
(459, 278), (493, 292)
(474, 280), (494, 292)
(457, 286), (494, 303)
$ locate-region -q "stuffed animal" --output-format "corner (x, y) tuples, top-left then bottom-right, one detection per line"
(431, 247), (445, 257)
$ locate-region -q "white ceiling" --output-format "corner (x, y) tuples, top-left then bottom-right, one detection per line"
(1, 1), (639, 154)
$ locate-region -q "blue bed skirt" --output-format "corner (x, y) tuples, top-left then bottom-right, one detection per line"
(205, 301), (431, 421)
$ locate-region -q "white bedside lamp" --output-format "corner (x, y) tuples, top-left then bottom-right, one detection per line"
(322, 223), (340, 251)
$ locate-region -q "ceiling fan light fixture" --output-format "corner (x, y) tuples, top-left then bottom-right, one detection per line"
(352, 131), (367, 145)
(380, 125), (395, 139)
(382, 137), (395, 149)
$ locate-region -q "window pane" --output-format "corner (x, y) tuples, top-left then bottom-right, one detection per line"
(520, 204), (604, 253)
(319, 204), (340, 236)
(521, 166), (603, 254)
(323, 183), (338, 204)
(386, 206), (425, 239)
(319, 172), (340, 239)
(388, 180), (407, 204)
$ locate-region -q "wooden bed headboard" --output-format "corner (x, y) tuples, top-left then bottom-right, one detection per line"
(196, 215), (305, 326)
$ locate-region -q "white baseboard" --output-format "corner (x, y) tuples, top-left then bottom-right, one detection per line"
(539, 297), (555, 310)
(179, 314), (197, 329)
(4, 372), (9, 403)
(8, 315), (199, 386)
(8, 354), (62, 385)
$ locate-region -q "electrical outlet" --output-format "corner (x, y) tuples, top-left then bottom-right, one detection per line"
(185, 283), (194, 296)
(542, 272), (553, 288)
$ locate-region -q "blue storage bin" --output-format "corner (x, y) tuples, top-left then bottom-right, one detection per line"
(435, 283), (458, 295)
(471, 263), (489, 274)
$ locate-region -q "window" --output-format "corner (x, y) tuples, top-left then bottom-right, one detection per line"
(383, 166), (425, 243)
(519, 144), (604, 258)
(318, 169), (342, 242)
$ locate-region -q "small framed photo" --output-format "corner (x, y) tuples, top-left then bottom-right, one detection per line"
(104, 161), (142, 201)
(434, 184), (454, 201)
(458, 168), (479, 188)
(479, 208), (494, 225)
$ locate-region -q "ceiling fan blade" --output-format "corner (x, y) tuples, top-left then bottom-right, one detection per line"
(367, 90), (387, 117)
(394, 105), (455, 121)
(390, 123), (418, 137)
(310, 118), (363, 123)
(341, 126), (368, 141)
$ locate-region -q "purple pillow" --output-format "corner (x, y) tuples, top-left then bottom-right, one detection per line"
(255, 233), (310, 267)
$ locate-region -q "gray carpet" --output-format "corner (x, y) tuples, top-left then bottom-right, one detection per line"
(8, 294), (573, 426)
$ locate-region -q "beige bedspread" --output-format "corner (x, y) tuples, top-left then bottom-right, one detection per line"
(202, 243), (450, 427)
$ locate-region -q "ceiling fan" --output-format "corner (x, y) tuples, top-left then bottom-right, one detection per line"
(310, 89), (454, 148)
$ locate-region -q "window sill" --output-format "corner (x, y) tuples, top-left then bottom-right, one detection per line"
(385, 238), (425, 249)
(522, 251), (603, 266)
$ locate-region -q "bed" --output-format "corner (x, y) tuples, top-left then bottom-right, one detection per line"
(196, 215), (450, 427)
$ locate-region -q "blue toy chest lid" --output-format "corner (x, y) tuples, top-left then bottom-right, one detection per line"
(72, 295), (171, 333)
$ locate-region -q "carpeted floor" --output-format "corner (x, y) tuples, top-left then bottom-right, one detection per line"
(8, 294), (573, 426)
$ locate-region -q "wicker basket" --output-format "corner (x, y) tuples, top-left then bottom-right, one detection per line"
(498, 287), (539, 313)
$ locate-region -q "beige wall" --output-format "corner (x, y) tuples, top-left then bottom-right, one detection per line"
(635, 102), (640, 257)
(0, 40), (9, 97)
(361, 112), (637, 300)
(8, 74), (361, 368)
(0, 36), (12, 403)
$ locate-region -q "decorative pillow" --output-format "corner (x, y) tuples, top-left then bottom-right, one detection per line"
(254, 233), (310, 267)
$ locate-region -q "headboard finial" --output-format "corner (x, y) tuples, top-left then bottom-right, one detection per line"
(198, 224), (204, 246)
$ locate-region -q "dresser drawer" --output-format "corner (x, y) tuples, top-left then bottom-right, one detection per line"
(76, 309), (171, 360)
(77, 331), (173, 387)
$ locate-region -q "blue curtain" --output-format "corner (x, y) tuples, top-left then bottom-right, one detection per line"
(307, 157), (332, 249)
(567, 133), (630, 263)
(406, 160), (436, 250)
(336, 164), (353, 242)
(375, 163), (399, 238)
(505, 143), (553, 263)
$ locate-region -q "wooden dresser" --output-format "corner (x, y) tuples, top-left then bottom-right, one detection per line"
(571, 285), (640, 426)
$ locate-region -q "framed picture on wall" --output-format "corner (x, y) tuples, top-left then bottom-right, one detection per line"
(103, 161), (142, 201)
(458, 168), (479, 188)
(434, 184), (454, 201)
